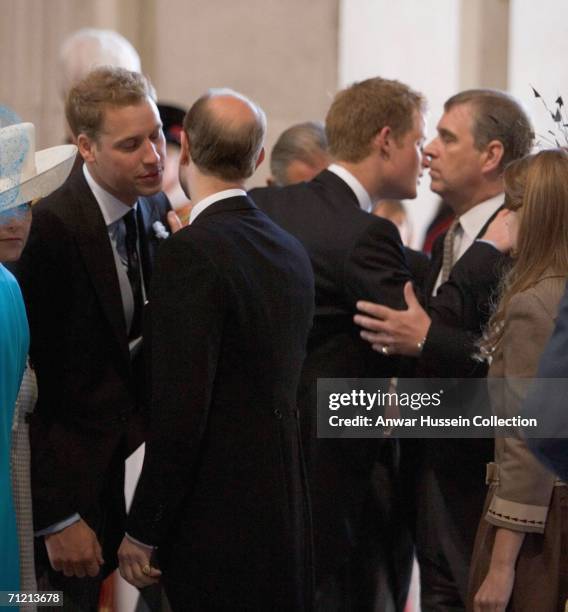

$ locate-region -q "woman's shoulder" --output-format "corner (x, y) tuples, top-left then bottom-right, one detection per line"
(0, 264), (23, 301)
(511, 273), (566, 320)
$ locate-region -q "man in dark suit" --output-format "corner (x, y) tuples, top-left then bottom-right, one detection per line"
(117, 89), (315, 611)
(355, 89), (534, 610)
(250, 77), (426, 611)
(14, 67), (171, 609)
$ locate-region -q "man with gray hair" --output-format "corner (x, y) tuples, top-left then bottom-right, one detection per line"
(355, 88), (534, 610)
(267, 120), (330, 186)
(118, 89), (315, 611)
(59, 28), (141, 99)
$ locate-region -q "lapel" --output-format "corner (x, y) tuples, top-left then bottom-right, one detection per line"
(424, 204), (504, 303)
(425, 235), (444, 301)
(137, 196), (164, 294)
(70, 169), (130, 362)
(192, 194), (257, 225)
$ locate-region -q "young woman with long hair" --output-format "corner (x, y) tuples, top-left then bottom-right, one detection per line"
(469, 148), (568, 612)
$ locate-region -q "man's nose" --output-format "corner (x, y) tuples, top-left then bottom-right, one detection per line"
(422, 140), (436, 168)
(142, 140), (161, 164)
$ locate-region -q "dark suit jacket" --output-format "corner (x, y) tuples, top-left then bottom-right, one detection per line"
(14, 166), (170, 571)
(250, 171), (413, 586)
(127, 196), (315, 610)
(402, 209), (510, 603)
(404, 246), (430, 294)
(420, 232), (507, 378)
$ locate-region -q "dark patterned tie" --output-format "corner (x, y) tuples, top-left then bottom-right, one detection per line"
(441, 217), (460, 283)
(123, 208), (143, 339)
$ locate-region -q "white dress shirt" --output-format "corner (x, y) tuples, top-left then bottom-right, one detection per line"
(190, 189), (247, 224)
(83, 165), (147, 344)
(327, 163), (373, 213)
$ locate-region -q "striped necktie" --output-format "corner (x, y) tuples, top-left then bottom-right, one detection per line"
(123, 208), (143, 339)
(441, 217), (460, 283)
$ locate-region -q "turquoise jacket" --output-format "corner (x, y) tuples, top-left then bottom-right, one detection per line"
(0, 264), (29, 589)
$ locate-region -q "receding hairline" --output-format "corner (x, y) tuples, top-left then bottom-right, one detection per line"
(186, 88), (265, 132)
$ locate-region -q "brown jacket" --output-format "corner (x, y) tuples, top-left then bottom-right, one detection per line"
(486, 273), (567, 534)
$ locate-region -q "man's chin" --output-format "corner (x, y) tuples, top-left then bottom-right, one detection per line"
(137, 181), (164, 196)
(428, 177), (443, 195)
(396, 187), (417, 200)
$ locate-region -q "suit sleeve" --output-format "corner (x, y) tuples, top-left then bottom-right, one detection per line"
(343, 217), (413, 310)
(524, 282), (568, 479)
(419, 242), (507, 377)
(15, 207), (72, 390)
(127, 229), (225, 546)
(12, 207), (80, 528)
(485, 292), (557, 533)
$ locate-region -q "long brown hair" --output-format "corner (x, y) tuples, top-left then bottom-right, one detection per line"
(481, 148), (568, 356)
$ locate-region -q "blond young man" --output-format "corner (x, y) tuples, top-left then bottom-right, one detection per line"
(250, 77), (427, 611)
(15, 67), (171, 610)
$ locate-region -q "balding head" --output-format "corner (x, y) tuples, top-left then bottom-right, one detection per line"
(183, 88), (266, 181)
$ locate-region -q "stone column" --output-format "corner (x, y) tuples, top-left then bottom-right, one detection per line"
(459, 0), (510, 90)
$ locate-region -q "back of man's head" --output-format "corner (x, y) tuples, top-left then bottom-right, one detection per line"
(65, 67), (155, 141)
(444, 89), (533, 170)
(183, 89), (266, 181)
(270, 121), (329, 185)
(59, 28), (141, 100)
(326, 77), (426, 163)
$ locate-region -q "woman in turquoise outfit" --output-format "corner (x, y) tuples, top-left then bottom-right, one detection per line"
(0, 118), (76, 590)
(0, 204), (32, 590)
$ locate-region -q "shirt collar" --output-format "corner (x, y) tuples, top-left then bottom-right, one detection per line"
(327, 163), (373, 212)
(458, 193), (504, 241)
(83, 164), (136, 226)
(189, 189), (247, 224)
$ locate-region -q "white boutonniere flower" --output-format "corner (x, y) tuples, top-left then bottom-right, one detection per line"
(152, 220), (170, 239)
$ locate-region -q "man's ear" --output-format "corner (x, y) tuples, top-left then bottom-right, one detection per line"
(482, 139), (504, 174)
(255, 147), (266, 170)
(77, 134), (96, 163)
(372, 126), (392, 160)
(180, 130), (191, 166)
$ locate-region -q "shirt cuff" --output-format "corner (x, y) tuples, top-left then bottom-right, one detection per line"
(125, 532), (156, 551)
(35, 513), (81, 537)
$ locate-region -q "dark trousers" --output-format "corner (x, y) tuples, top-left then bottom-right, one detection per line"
(33, 445), (126, 612)
(403, 439), (491, 612)
(313, 442), (414, 612)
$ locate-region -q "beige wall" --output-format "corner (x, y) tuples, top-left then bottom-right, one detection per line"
(0, 0), (92, 146)
(146, 0), (339, 186)
(459, 0), (509, 90)
(0, 0), (339, 187)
